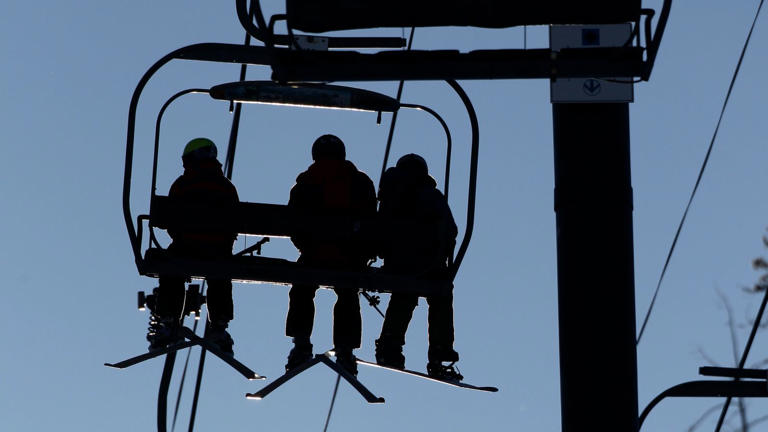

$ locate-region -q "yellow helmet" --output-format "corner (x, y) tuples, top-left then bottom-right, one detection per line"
(182, 138), (218, 161)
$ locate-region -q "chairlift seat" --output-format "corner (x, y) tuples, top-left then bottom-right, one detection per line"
(150, 194), (293, 238)
(141, 195), (449, 296)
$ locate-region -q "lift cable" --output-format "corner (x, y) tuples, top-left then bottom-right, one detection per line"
(323, 27), (418, 432)
(181, 4), (260, 430)
(187, 320), (209, 432)
(323, 375), (343, 432)
(636, 0), (765, 345)
(223, 0), (257, 180)
(714, 285), (768, 432)
(171, 283), (206, 432)
(379, 27), (417, 184)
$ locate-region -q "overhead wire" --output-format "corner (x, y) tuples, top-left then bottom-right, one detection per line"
(171, 282), (206, 432)
(636, 0), (765, 345)
(323, 375), (342, 432)
(324, 27), (417, 432)
(223, 0), (258, 180)
(187, 320), (208, 432)
(714, 285), (768, 432)
(710, 10), (768, 432)
(177, 3), (260, 430)
(379, 27), (417, 183)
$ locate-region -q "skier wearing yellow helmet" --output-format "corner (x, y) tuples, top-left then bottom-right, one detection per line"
(147, 138), (240, 355)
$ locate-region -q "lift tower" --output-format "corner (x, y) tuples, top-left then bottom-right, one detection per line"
(550, 24), (638, 432)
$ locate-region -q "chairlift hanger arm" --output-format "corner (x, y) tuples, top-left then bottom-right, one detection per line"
(235, 0), (406, 49)
(638, 379), (768, 430)
(235, 0), (272, 46)
(642, 0), (672, 81)
(446, 80), (478, 279)
(399, 103), (453, 199)
(152, 89), (210, 196)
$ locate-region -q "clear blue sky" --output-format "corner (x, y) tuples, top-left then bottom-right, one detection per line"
(2, 1), (767, 431)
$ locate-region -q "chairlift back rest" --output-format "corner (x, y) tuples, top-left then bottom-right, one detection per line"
(286, 1), (642, 33)
(149, 195), (293, 238)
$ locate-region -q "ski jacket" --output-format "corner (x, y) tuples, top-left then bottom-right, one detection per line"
(377, 166), (457, 274)
(166, 159), (240, 253)
(288, 159), (376, 266)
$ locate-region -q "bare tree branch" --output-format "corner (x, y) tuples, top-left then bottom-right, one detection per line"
(746, 413), (768, 429)
(687, 402), (725, 432)
(748, 357), (768, 369)
(697, 347), (722, 367)
(716, 290), (749, 431)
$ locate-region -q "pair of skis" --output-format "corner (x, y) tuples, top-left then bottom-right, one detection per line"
(245, 352), (498, 404)
(105, 326), (264, 380)
(106, 326), (265, 432)
(107, 331), (497, 410)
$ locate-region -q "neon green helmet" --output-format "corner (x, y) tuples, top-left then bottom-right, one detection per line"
(182, 138), (218, 161)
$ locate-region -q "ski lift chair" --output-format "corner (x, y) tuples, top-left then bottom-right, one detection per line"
(126, 80), (479, 298)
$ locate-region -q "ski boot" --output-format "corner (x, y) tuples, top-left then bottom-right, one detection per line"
(285, 337), (313, 372)
(206, 321), (234, 356)
(427, 345), (463, 381)
(375, 338), (405, 369)
(146, 314), (182, 352)
(334, 347), (358, 377)
(427, 361), (464, 381)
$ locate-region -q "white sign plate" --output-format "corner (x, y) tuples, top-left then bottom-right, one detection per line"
(550, 24), (634, 103)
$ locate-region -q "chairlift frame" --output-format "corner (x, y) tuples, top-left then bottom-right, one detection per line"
(124, 71), (477, 294)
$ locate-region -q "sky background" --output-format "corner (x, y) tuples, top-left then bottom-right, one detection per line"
(2, 1), (768, 431)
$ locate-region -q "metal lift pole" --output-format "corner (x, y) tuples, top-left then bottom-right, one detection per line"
(552, 102), (638, 432)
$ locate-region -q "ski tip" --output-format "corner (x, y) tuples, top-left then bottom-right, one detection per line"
(250, 374), (267, 381)
(245, 393), (263, 400)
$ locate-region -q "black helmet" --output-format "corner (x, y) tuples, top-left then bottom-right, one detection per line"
(312, 134), (346, 160)
(396, 153), (428, 178)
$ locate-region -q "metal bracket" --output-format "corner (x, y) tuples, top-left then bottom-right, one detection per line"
(291, 35), (329, 51)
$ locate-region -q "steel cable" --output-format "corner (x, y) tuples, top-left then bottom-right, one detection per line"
(171, 282), (206, 432)
(325, 26), (417, 432)
(182, 3), (259, 429)
(636, 0), (765, 345)
(322, 375), (342, 432)
(379, 27), (416, 184)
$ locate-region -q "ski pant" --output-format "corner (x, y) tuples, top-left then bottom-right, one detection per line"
(379, 285), (456, 361)
(155, 276), (233, 324)
(154, 241), (234, 324)
(286, 283), (362, 349)
(285, 254), (364, 349)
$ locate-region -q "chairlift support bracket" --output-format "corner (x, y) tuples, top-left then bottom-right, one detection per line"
(245, 352), (385, 404)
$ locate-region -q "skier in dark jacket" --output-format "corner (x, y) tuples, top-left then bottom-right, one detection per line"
(285, 134), (376, 375)
(374, 153), (462, 381)
(147, 138), (240, 354)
